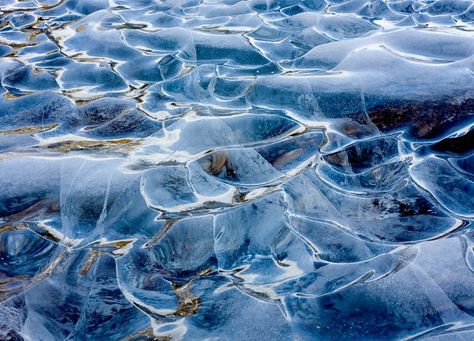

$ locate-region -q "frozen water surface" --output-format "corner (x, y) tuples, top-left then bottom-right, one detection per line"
(0, 0), (474, 339)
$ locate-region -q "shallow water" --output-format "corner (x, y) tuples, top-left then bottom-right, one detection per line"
(0, 0), (474, 339)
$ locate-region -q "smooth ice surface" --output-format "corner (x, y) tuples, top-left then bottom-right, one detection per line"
(0, 0), (474, 339)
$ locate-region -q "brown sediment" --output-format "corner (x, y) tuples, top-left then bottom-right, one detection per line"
(44, 138), (139, 153)
(323, 151), (346, 168)
(175, 296), (201, 317)
(210, 151), (227, 175)
(75, 24), (88, 32)
(4, 91), (32, 100)
(27, 29), (42, 41)
(80, 250), (101, 275)
(114, 240), (135, 249)
(367, 98), (474, 139)
(0, 275), (29, 286)
(0, 0), (66, 13)
(85, 239), (137, 255)
(0, 222), (28, 232)
(171, 268), (213, 318)
(271, 148), (303, 168)
(0, 123), (59, 135)
(0, 21), (10, 30)
(0, 39), (37, 49)
(143, 218), (179, 248)
(1, 199), (59, 225)
(207, 151), (236, 178)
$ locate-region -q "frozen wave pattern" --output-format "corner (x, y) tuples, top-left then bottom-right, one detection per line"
(0, 0), (474, 339)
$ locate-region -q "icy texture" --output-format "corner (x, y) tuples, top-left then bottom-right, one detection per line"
(0, 0), (474, 339)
